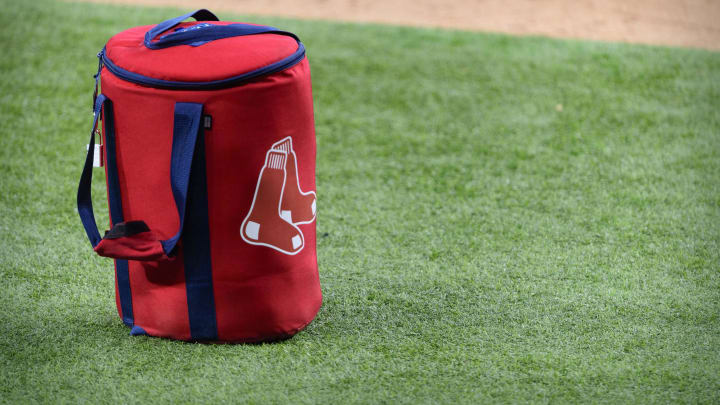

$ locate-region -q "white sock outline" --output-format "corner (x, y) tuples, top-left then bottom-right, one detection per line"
(270, 136), (317, 225)
(240, 148), (305, 255)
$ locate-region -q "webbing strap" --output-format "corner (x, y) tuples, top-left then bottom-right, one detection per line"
(77, 94), (108, 247)
(144, 9), (297, 49)
(77, 99), (204, 258)
(160, 103), (204, 256)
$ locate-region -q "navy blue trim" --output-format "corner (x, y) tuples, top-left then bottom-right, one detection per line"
(130, 325), (147, 336)
(176, 102), (218, 340)
(103, 99), (134, 327)
(99, 41), (305, 90)
(92, 51), (103, 111)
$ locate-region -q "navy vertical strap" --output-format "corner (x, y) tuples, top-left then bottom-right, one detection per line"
(77, 94), (134, 326)
(173, 103), (218, 340)
(103, 98), (134, 326)
(161, 104), (203, 257)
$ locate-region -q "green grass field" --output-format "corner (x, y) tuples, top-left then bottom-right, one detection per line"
(1, 0), (719, 403)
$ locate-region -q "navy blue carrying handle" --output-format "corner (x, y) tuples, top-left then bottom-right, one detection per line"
(77, 95), (204, 258)
(144, 9), (298, 49)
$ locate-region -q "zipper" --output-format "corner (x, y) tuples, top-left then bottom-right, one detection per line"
(96, 42), (305, 91)
(93, 51), (103, 111)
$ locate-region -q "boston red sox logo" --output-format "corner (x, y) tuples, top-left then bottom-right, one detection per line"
(240, 137), (316, 255)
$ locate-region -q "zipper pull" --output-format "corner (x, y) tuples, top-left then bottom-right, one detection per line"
(92, 49), (104, 112)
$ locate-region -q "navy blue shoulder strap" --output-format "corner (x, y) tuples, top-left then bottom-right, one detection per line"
(77, 95), (108, 247)
(77, 97), (204, 258)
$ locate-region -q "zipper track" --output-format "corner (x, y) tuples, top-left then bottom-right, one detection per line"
(99, 42), (305, 90)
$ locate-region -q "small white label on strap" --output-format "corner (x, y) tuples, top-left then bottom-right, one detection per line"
(87, 144), (103, 167)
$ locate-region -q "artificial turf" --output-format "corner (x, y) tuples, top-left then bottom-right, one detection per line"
(0, 0), (718, 403)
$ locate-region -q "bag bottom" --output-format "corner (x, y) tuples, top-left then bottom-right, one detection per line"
(123, 313), (318, 344)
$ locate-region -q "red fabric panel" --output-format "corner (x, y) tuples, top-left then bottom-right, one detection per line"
(127, 256), (192, 339)
(100, 57), (321, 342)
(204, 60), (322, 341)
(102, 71), (192, 340)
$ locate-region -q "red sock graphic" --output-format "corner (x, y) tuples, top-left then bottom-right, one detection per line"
(240, 150), (304, 255)
(271, 137), (317, 225)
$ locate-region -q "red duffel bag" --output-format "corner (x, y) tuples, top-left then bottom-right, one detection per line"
(77, 9), (322, 342)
